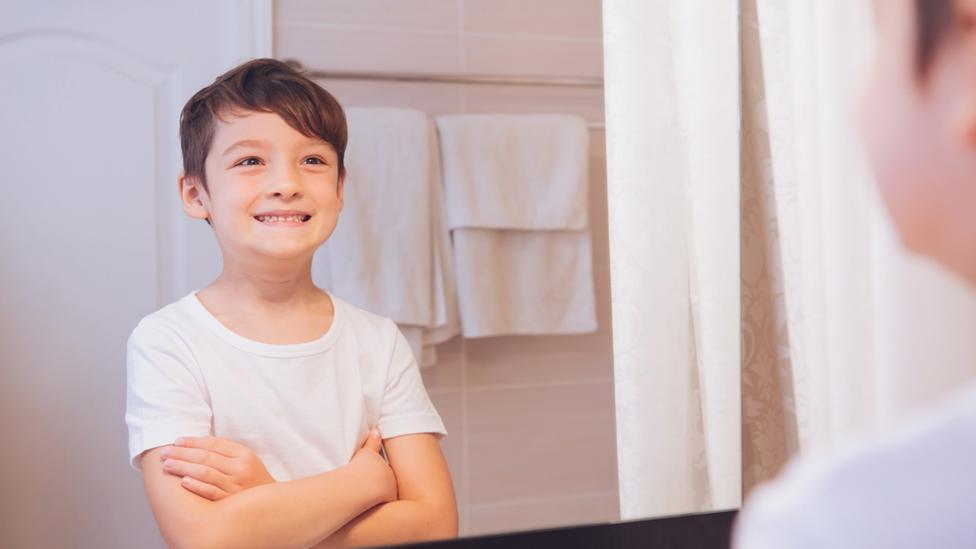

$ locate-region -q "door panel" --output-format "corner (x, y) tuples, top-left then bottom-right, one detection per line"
(0, 2), (269, 546)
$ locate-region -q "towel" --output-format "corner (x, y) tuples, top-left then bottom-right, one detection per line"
(451, 229), (597, 337)
(399, 132), (461, 366)
(435, 113), (597, 337)
(436, 114), (590, 230)
(314, 108), (459, 365)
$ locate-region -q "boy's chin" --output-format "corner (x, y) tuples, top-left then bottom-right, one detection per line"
(252, 245), (318, 263)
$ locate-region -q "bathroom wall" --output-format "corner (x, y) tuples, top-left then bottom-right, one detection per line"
(274, 0), (617, 536)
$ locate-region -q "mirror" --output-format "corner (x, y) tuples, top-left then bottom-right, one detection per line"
(0, 0), (740, 546)
(270, 0), (618, 537)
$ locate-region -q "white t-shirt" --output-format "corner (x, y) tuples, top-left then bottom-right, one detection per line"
(733, 381), (976, 549)
(125, 290), (446, 481)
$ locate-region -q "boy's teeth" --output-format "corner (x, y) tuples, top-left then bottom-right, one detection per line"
(257, 215), (304, 223)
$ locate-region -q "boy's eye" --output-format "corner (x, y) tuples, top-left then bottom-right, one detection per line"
(235, 157), (262, 167)
(303, 156), (326, 165)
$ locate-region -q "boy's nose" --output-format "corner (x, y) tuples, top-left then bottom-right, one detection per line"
(271, 185), (302, 198)
(267, 166), (303, 197)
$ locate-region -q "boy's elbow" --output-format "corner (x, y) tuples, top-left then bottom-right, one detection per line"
(167, 536), (209, 549)
(160, 506), (237, 549)
(163, 521), (219, 549)
(434, 520), (459, 539)
(426, 502), (459, 540)
(168, 527), (236, 549)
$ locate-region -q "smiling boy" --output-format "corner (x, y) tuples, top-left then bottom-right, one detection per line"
(125, 58), (457, 549)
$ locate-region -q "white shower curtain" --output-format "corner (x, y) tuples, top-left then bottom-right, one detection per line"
(603, 0), (741, 519)
(747, 0), (976, 458)
(606, 0), (976, 517)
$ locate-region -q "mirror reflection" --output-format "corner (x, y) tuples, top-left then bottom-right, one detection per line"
(0, 1), (740, 548)
(265, 0), (617, 539)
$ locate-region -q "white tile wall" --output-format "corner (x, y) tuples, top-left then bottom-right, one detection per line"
(275, 0), (617, 537)
(276, 0), (460, 31)
(467, 491), (619, 536)
(276, 24), (461, 74)
(466, 381), (618, 503)
(461, 0), (603, 39)
(461, 34), (603, 77)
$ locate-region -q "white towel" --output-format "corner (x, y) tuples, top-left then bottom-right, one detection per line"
(451, 229), (597, 337)
(437, 114), (590, 230)
(435, 114), (597, 337)
(314, 108), (459, 365)
(400, 129), (461, 365)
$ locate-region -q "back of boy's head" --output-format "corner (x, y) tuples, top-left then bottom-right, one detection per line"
(179, 58), (347, 201)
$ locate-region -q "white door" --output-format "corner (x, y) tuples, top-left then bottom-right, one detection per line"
(0, 1), (269, 546)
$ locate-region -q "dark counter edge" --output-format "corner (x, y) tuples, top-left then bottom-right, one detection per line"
(379, 508), (739, 549)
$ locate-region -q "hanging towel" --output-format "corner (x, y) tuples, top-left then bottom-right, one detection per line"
(314, 108), (459, 365)
(435, 113), (597, 338)
(437, 114), (590, 230)
(399, 122), (461, 366)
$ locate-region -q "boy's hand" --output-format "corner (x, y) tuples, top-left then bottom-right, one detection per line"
(159, 436), (276, 501)
(351, 429), (397, 505)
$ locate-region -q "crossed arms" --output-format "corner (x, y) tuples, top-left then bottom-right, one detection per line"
(140, 431), (458, 549)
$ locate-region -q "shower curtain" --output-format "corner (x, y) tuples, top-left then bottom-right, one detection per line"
(603, 0), (741, 518)
(605, 0), (976, 518)
(741, 0), (976, 491)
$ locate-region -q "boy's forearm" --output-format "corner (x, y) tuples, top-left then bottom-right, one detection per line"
(311, 500), (459, 549)
(189, 461), (384, 549)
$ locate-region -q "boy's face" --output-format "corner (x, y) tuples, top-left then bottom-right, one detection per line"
(861, 0), (976, 278)
(183, 111), (344, 265)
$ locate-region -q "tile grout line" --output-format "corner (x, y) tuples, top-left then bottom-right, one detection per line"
(457, 0), (467, 113)
(277, 20), (603, 45)
(460, 339), (471, 535)
(456, 1), (469, 535)
(426, 375), (612, 396)
(467, 376), (612, 393)
(467, 489), (620, 511)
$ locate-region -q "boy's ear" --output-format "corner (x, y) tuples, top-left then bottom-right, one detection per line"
(336, 171), (345, 209)
(178, 171), (211, 222)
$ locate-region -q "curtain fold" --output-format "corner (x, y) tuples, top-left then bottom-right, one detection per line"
(742, 0), (976, 495)
(603, 0), (741, 518)
(752, 0), (880, 454)
(607, 0), (976, 514)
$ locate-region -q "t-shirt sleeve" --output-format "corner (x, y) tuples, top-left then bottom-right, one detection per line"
(125, 321), (212, 471)
(376, 325), (447, 439)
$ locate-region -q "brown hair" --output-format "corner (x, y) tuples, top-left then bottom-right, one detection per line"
(179, 58), (347, 198)
(915, 0), (955, 76)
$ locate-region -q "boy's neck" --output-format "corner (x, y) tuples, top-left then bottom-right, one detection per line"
(202, 259), (325, 313)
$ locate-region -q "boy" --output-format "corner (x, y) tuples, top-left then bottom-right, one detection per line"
(735, 1), (976, 547)
(125, 58), (457, 549)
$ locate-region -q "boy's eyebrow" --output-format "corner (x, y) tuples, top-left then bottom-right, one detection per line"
(222, 139), (268, 156)
(298, 138), (332, 149)
(222, 138), (331, 157)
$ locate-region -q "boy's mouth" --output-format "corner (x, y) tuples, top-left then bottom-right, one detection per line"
(253, 214), (312, 225)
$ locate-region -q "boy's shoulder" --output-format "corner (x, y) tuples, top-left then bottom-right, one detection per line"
(736, 381), (976, 548)
(330, 293), (400, 341)
(127, 292), (201, 341)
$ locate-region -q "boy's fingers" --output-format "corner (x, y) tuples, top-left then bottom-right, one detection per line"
(361, 429), (382, 452)
(162, 458), (230, 491)
(175, 436), (242, 457)
(179, 476), (229, 501)
(161, 446), (234, 473)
